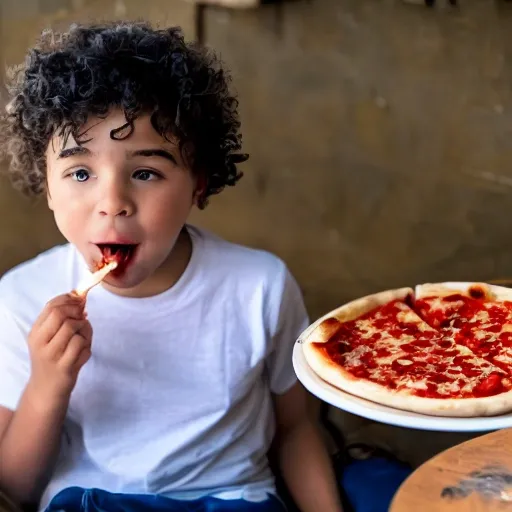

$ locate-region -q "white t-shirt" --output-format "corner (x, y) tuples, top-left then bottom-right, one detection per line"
(0, 225), (309, 510)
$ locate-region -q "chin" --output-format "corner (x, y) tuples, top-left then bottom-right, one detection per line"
(103, 272), (146, 289)
(104, 262), (161, 290)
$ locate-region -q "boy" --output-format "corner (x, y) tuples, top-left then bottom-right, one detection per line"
(0, 22), (343, 512)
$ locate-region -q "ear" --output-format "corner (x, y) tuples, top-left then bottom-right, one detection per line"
(193, 175), (206, 206)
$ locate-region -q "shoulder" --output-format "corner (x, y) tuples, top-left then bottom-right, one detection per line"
(191, 225), (290, 290)
(190, 226), (305, 327)
(0, 244), (83, 320)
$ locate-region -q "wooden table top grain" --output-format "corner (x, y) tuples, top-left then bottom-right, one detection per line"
(390, 428), (512, 511)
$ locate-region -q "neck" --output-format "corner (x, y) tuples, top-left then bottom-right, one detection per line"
(102, 228), (192, 298)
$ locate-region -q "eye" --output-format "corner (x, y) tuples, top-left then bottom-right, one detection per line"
(133, 169), (159, 181)
(71, 169), (90, 182)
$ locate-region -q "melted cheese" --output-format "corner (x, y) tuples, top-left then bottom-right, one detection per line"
(455, 345), (476, 357)
(403, 379), (428, 391)
(472, 310), (490, 323)
(345, 345), (371, 367)
(495, 353), (512, 365)
(427, 296), (463, 313)
(355, 319), (381, 339)
(475, 330), (488, 340)
(396, 310), (419, 324)
(437, 381), (461, 395)
(503, 324), (512, 333)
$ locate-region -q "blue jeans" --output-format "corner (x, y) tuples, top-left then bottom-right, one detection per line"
(45, 487), (287, 512)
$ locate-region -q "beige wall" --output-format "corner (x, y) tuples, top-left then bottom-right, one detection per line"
(195, 0), (512, 322)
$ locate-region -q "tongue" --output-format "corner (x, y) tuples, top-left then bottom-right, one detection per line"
(100, 245), (134, 267)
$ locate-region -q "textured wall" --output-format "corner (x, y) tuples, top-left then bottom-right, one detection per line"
(192, 0), (512, 322)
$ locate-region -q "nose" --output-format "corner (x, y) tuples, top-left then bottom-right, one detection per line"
(97, 178), (135, 217)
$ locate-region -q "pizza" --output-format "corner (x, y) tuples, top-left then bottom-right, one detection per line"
(299, 282), (512, 418)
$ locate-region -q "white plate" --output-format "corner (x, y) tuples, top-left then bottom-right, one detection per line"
(293, 342), (512, 432)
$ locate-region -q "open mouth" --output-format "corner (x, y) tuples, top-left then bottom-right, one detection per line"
(96, 244), (138, 274)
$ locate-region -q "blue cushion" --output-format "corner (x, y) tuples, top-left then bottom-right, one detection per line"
(338, 456), (412, 512)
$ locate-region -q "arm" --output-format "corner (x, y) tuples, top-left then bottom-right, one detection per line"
(0, 294), (92, 504)
(0, 387), (68, 503)
(273, 383), (343, 512)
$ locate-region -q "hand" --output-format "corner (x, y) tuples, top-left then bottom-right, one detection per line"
(27, 294), (92, 404)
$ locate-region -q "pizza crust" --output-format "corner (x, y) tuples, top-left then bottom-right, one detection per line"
(298, 287), (414, 345)
(304, 342), (512, 417)
(415, 282), (512, 302)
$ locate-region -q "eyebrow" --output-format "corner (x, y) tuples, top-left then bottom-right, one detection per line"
(130, 149), (178, 165)
(58, 146), (91, 159)
(57, 147), (178, 165)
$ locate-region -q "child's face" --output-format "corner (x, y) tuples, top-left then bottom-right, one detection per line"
(46, 108), (198, 296)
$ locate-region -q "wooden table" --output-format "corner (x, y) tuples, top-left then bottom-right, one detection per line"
(390, 428), (512, 511)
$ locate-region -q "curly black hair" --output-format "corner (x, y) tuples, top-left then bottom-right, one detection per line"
(0, 21), (247, 208)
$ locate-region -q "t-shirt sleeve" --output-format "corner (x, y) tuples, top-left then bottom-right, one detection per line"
(0, 304), (31, 411)
(265, 263), (310, 395)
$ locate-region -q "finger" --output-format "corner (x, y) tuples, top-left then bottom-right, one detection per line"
(33, 305), (87, 349)
(47, 293), (85, 308)
(72, 346), (92, 372)
(33, 294), (85, 331)
(34, 294), (85, 327)
(46, 319), (88, 360)
(78, 322), (93, 344)
(59, 334), (90, 369)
